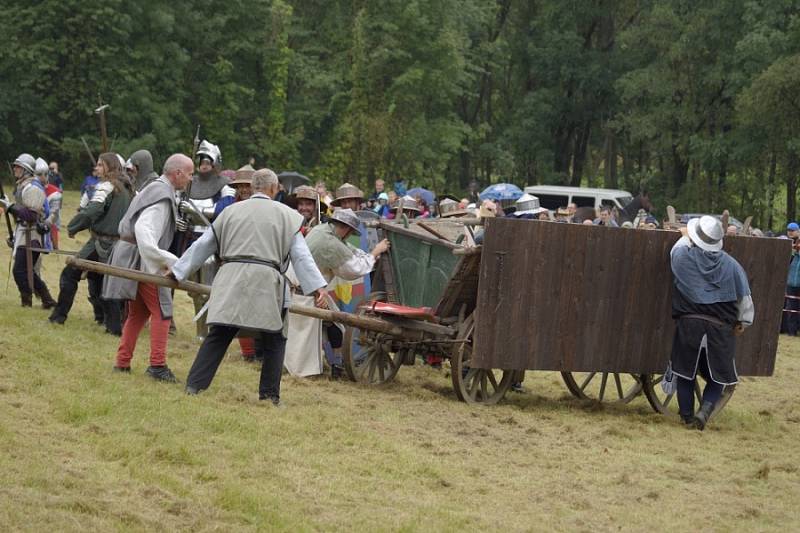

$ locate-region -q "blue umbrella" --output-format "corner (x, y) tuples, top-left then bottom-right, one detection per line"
(406, 187), (435, 205)
(479, 183), (523, 202)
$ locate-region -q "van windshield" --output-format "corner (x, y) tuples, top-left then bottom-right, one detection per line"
(617, 196), (633, 207)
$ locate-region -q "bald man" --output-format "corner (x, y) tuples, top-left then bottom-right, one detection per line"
(104, 153), (194, 383)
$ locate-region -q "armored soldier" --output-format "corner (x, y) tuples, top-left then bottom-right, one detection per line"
(0, 153), (56, 308)
(49, 153), (132, 333)
(126, 149), (160, 192)
(177, 140), (235, 339)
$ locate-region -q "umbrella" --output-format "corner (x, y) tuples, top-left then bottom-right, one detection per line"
(479, 183), (523, 202)
(406, 187), (435, 205)
(278, 171), (310, 194)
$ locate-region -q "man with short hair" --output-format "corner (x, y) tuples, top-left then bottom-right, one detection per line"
(669, 216), (753, 430)
(104, 154), (193, 382)
(48, 161), (64, 190)
(594, 206), (619, 227)
(172, 169), (329, 405)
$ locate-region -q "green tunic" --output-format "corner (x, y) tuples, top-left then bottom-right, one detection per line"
(305, 222), (355, 281)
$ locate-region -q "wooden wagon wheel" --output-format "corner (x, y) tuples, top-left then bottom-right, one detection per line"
(560, 372), (643, 403)
(640, 373), (736, 423)
(451, 313), (514, 405)
(342, 317), (404, 385)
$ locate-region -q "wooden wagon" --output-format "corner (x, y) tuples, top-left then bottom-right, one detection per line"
(342, 217), (788, 419)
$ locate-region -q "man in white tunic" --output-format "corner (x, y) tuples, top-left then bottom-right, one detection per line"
(288, 209), (389, 378)
(171, 169), (328, 406)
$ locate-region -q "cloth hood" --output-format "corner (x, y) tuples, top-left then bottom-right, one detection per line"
(672, 244), (750, 304)
(130, 150), (158, 191)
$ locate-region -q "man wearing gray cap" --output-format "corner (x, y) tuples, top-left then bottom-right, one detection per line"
(294, 209), (390, 378)
(669, 215), (753, 430)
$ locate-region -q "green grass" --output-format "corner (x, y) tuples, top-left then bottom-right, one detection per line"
(0, 191), (799, 531)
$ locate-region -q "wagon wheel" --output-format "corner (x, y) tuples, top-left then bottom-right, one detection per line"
(342, 318), (404, 385)
(560, 372), (643, 403)
(640, 373), (736, 422)
(451, 313), (513, 405)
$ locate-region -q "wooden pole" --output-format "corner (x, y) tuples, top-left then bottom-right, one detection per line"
(65, 256), (406, 337)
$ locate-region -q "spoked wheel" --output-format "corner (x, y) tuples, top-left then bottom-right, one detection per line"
(451, 313), (513, 405)
(342, 323), (404, 385)
(640, 373), (736, 422)
(561, 372), (643, 403)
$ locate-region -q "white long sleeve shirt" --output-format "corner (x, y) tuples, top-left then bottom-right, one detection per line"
(135, 201), (178, 274)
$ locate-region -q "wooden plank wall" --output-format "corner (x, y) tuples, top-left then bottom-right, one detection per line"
(472, 218), (789, 375)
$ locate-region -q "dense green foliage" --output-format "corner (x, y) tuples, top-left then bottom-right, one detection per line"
(1, 0), (799, 228)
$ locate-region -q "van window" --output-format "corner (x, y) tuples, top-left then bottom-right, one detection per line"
(600, 199), (616, 209)
(616, 196), (632, 207)
(572, 196), (595, 208)
(537, 194), (568, 210)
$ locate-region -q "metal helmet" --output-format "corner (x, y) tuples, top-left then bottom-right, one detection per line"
(35, 157), (49, 177)
(230, 164), (255, 186)
(395, 195), (421, 212)
(330, 208), (362, 236)
(514, 193), (547, 216)
(116, 153), (126, 169)
(438, 198), (469, 218)
(330, 182), (364, 206)
(196, 140), (222, 166)
(293, 185), (318, 202)
(13, 153), (36, 175)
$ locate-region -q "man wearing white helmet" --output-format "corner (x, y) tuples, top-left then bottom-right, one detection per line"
(0, 153), (56, 308)
(176, 140), (235, 339)
(39, 159), (63, 250)
(669, 215), (754, 430)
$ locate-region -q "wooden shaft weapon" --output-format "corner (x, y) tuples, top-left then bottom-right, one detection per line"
(65, 256), (439, 339)
(1, 164), (15, 246)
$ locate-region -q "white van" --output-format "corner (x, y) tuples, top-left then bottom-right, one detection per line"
(523, 185), (634, 211)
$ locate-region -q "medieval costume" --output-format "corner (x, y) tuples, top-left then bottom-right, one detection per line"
(173, 172), (326, 403)
(0, 153), (55, 308)
(670, 216), (753, 429)
(287, 184), (326, 236)
(284, 210), (387, 378)
(126, 149), (160, 192)
(177, 140), (235, 339)
(49, 153), (131, 333)
(104, 174), (183, 382)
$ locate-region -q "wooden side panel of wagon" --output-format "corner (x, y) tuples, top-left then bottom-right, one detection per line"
(472, 218), (788, 376)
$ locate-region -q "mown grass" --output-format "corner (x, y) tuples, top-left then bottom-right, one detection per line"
(0, 191), (798, 531)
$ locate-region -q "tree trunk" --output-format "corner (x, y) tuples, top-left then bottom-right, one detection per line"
(787, 152), (799, 225)
(604, 130), (618, 189)
(767, 151), (777, 230)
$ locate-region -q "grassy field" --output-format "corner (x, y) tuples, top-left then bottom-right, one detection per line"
(1, 191), (799, 531)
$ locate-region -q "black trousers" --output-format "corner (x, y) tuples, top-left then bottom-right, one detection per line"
(51, 251), (103, 322)
(187, 324), (287, 400)
(13, 246), (49, 295)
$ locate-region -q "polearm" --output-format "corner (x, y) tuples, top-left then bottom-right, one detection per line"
(65, 256), (419, 338)
(95, 103), (110, 153)
(80, 136), (97, 167)
(178, 125), (201, 255)
(1, 163), (15, 247)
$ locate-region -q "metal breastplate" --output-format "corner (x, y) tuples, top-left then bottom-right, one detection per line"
(191, 197), (216, 233)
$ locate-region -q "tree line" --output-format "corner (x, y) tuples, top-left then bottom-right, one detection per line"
(1, 0), (799, 229)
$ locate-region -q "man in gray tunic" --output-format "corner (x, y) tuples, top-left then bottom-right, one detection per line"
(171, 169), (328, 406)
(104, 154), (193, 382)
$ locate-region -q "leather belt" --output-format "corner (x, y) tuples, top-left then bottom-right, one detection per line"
(91, 230), (119, 241)
(681, 313), (728, 328)
(221, 257), (281, 271)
